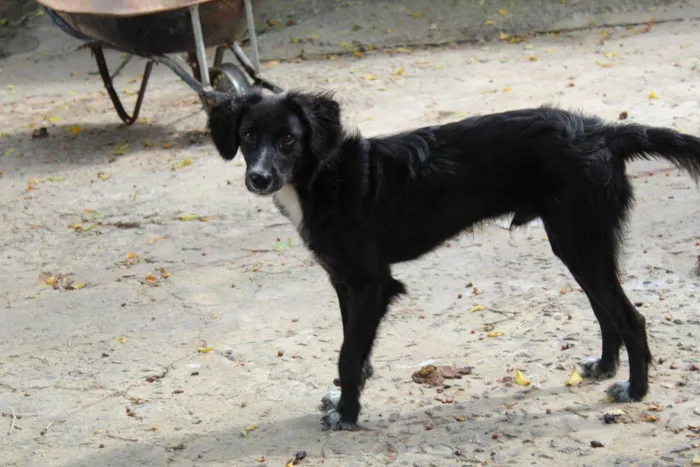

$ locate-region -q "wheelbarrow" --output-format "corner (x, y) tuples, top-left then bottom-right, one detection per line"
(36, 0), (283, 125)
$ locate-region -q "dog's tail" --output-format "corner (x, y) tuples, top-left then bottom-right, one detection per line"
(603, 124), (700, 182)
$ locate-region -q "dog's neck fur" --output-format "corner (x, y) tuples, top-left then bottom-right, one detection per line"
(272, 135), (369, 234)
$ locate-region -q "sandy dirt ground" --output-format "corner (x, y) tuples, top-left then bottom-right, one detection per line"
(1, 17), (700, 467)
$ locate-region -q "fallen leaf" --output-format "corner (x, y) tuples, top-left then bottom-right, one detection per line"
(4, 147), (16, 157)
(362, 74), (379, 81)
(172, 159), (193, 169)
(484, 19), (496, 26)
(487, 331), (504, 338)
(48, 116), (63, 122)
(43, 275), (57, 287)
(47, 175), (64, 182)
(528, 56), (538, 62)
(68, 282), (86, 290)
(179, 214), (200, 222)
(469, 304), (485, 312)
(147, 424), (159, 432)
(256, 456), (265, 463)
(70, 125), (82, 135)
(498, 9), (508, 15)
(648, 91), (659, 100)
(514, 369), (531, 386)
(118, 336), (127, 344)
(113, 143), (129, 155)
(644, 415), (659, 423)
(411, 11), (423, 18)
(394, 67), (405, 76)
(565, 367), (583, 386)
(273, 238), (292, 252)
(198, 346), (214, 353)
(412, 364), (473, 386)
(144, 274), (158, 284)
(454, 415), (466, 422)
(503, 86), (512, 93)
(241, 424), (258, 437)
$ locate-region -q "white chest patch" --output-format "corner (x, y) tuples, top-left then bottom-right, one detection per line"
(273, 184), (303, 231)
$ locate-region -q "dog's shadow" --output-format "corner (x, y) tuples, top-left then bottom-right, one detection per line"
(68, 385), (609, 466)
(2, 121), (211, 170)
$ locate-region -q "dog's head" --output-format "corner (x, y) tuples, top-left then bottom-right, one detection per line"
(207, 89), (343, 195)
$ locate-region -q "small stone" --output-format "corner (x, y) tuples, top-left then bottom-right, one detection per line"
(590, 440), (604, 448)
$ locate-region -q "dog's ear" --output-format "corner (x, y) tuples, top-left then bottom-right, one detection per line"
(207, 92), (260, 161)
(287, 91), (342, 160)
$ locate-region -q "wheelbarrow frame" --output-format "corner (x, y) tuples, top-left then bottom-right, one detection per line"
(41, 0), (282, 125)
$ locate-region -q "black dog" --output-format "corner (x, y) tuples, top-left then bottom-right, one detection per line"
(208, 89), (700, 431)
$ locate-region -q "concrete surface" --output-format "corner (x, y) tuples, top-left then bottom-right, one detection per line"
(1, 3), (700, 467)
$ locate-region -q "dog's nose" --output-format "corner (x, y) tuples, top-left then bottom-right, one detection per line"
(248, 170), (273, 191)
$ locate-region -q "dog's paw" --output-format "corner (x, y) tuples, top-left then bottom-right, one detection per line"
(320, 408), (360, 431)
(604, 381), (635, 402)
(320, 388), (342, 412)
(579, 357), (618, 379)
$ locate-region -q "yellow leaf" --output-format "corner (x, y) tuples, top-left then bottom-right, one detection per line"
(126, 252), (136, 261)
(172, 159), (193, 169)
(48, 116), (62, 122)
(148, 424), (159, 431)
(499, 32), (508, 40)
(241, 424), (258, 437)
(498, 9), (508, 15)
(162, 272), (172, 279)
(4, 147), (16, 157)
(118, 336), (127, 343)
(0, 18), (8, 26)
(394, 67), (405, 76)
(340, 41), (353, 48)
(469, 304), (485, 312)
(528, 56), (538, 62)
(256, 456), (266, 463)
(70, 125), (82, 135)
(564, 367), (583, 386)
(113, 143), (129, 155)
(514, 369), (531, 386)
(73, 282), (86, 290)
(487, 331), (504, 338)
(198, 346), (214, 353)
(44, 275), (57, 287)
(411, 11), (423, 18)
(648, 91), (659, 100)
(362, 74), (379, 81)
(503, 86), (512, 93)
(97, 172), (110, 180)
(311, 34), (320, 40)
(179, 214), (199, 222)
(353, 50), (364, 58)
(454, 415), (466, 422)
(484, 19), (496, 26)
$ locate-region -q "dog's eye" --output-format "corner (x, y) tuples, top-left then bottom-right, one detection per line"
(242, 131), (255, 141)
(281, 134), (295, 144)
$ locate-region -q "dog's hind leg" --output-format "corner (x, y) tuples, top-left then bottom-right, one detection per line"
(542, 205), (652, 402)
(544, 227), (623, 379)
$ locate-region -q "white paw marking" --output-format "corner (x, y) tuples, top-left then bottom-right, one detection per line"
(321, 408), (343, 429)
(320, 388), (341, 411)
(605, 381), (632, 403)
(273, 184), (303, 231)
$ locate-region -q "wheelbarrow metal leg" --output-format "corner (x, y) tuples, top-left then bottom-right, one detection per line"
(228, 43), (284, 94)
(189, 4), (210, 87)
(110, 54), (133, 81)
(91, 45), (153, 125)
(214, 46), (226, 68)
(243, 0), (261, 74)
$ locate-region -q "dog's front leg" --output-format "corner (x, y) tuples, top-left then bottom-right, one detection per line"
(329, 278), (374, 389)
(321, 278), (389, 431)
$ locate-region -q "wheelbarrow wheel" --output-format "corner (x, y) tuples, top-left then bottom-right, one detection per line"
(209, 63), (252, 96)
